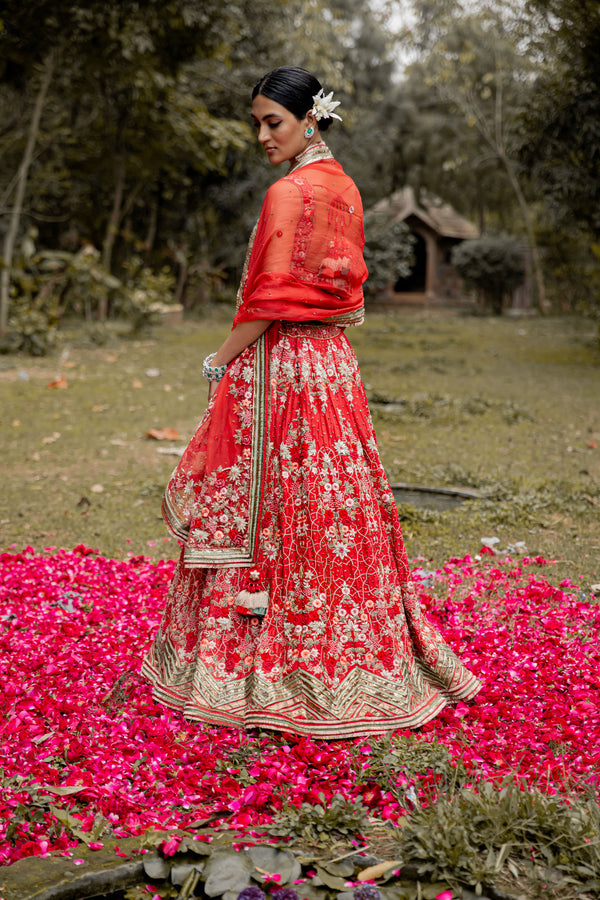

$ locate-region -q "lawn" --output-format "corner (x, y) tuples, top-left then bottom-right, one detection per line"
(1, 309), (598, 587)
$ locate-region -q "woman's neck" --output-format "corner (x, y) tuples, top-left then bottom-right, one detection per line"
(288, 141), (333, 174)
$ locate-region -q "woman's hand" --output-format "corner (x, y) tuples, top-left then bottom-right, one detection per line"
(208, 380), (219, 402)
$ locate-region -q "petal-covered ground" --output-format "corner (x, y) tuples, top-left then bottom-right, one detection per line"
(0, 546), (598, 865)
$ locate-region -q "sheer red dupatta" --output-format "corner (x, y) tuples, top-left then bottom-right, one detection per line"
(233, 158), (367, 327)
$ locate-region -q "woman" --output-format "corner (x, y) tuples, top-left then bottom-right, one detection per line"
(142, 67), (481, 738)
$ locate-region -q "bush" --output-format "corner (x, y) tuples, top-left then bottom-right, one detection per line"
(117, 256), (177, 334)
(1, 237), (179, 354)
(0, 292), (58, 356)
(451, 235), (525, 314)
(363, 209), (416, 298)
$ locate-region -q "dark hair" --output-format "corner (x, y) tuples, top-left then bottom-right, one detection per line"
(252, 66), (333, 131)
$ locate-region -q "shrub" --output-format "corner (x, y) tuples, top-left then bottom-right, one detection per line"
(363, 209), (416, 298)
(451, 235), (525, 314)
(118, 256), (176, 334)
(1, 292), (58, 356)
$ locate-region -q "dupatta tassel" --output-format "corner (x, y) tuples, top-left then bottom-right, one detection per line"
(235, 567), (269, 618)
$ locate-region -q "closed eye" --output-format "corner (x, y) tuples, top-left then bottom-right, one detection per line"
(253, 118), (282, 129)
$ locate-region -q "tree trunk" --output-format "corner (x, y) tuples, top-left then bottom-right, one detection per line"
(144, 200), (159, 263)
(0, 51), (55, 335)
(102, 161), (125, 270)
(499, 152), (548, 315)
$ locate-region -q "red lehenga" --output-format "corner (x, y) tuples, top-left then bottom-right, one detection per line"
(141, 145), (481, 738)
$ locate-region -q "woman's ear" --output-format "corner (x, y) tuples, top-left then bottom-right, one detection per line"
(303, 111), (318, 137)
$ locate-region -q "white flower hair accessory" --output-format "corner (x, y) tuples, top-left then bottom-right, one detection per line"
(311, 89), (342, 122)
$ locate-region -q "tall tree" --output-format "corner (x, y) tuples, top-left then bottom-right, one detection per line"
(399, 2), (548, 311)
(521, 0), (600, 235)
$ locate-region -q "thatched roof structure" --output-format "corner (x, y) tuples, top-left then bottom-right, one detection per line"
(371, 186), (479, 241)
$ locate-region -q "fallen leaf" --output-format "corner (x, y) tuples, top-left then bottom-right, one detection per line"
(92, 405), (109, 413)
(587, 440), (597, 449)
(356, 861), (403, 882)
(47, 376), (68, 389)
(42, 432), (61, 445)
(145, 427), (181, 441)
(42, 784), (86, 796)
(90, 484), (104, 493)
(132, 380), (143, 389)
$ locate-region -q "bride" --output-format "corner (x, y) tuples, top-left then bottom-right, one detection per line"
(141, 66), (481, 738)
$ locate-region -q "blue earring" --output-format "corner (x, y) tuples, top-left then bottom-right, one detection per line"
(304, 125), (314, 138)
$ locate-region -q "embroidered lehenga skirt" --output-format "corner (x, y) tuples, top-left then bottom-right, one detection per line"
(141, 322), (481, 738)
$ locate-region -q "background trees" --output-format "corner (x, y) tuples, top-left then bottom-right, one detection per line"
(1, 0), (598, 347)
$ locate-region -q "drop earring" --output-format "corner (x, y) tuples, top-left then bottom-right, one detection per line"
(304, 125), (314, 139)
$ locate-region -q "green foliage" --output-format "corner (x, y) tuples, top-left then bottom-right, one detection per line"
(0, 0), (402, 299)
(268, 793), (370, 844)
(521, 0), (600, 235)
(1, 236), (178, 353)
(1, 288), (57, 356)
(351, 733), (465, 809)
(537, 226), (600, 319)
(118, 256), (177, 334)
(0, 230), (59, 354)
(363, 209), (415, 297)
(451, 236), (525, 314)
(393, 781), (600, 896)
(51, 246), (122, 320)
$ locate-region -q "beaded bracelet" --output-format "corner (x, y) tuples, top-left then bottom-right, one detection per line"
(202, 352), (228, 383)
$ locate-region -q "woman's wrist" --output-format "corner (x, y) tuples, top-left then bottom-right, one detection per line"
(202, 353), (228, 383)
(210, 351), (230, 367)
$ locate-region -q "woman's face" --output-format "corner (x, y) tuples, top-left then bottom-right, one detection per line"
(251, 94), (315, 165)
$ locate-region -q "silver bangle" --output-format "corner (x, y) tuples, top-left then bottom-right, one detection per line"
(202, 352), (228, 383)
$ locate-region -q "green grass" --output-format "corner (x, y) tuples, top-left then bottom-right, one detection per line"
(1, 309), (599, 590)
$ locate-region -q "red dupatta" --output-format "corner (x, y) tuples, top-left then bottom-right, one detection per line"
(233, 152), (368, 327)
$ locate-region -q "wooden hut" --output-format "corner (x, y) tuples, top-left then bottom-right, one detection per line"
(370, 187), (480, 304)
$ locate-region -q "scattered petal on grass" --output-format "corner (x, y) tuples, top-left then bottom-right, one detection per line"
(46, 376), (68, 390)
(145, 428), (181, 441)
(0, 547), (599, 866)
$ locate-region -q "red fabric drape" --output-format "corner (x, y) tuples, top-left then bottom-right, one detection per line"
(233, 159), (368, 327)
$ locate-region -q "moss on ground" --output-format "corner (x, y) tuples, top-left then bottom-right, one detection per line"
(0, 309), (598, 590)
